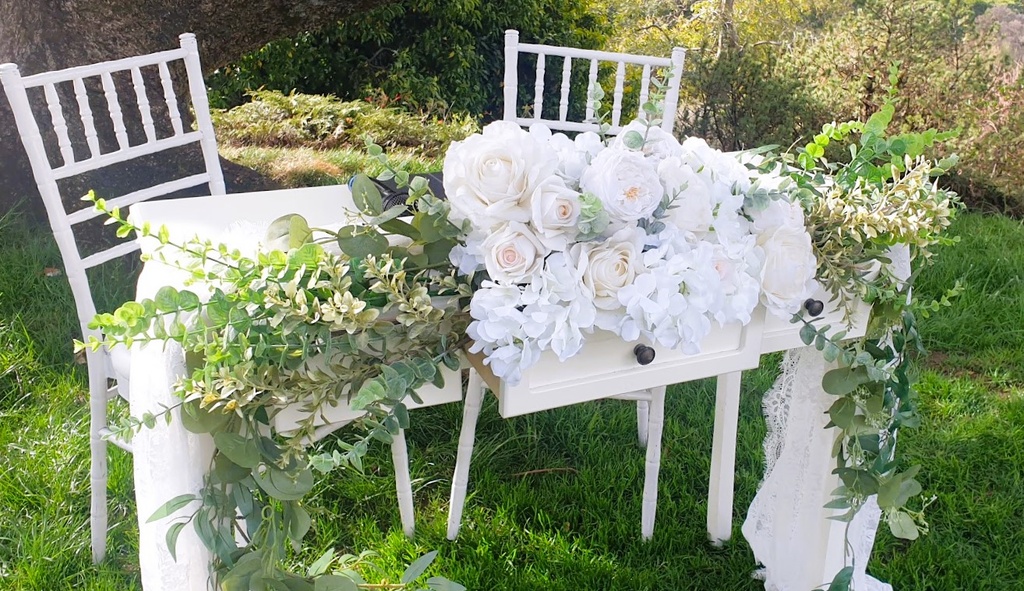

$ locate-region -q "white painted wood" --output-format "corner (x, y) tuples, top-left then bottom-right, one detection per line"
(180, 33), (226, 195)
(67, 173), (211, 225)
(72, 77), (101, 158)
(1, 34), (227, 564)
(272, 364), (463, 434)
(761, 289), (872, 354)
(53, 132), (202, 179)
(502, 30), (519, 122)
(662, 47), (687, 133)
(447, 368), (484, 540)
(641, 385), (666, 540)
(585, 58), (598, 123)
(559, 56), (571, 122)
(100, 71), (130, 150)
(491, 307), (765, 418)
(81, 241), (141, 270)
(158, 61), (184, 136)
(131, 66), (157, 143)
(503, 29), (685, 135)
(636, 400), (650, 447)
(533, 52), (545, 120)
(611, 61), (626, 129)
(44, 82), (76, 166)
(392, 429), (415, 538)
(707, 371), (743, 544)
(638, 64), (652, 111)
(20, 47), (187, 87)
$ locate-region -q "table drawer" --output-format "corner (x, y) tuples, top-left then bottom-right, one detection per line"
(469, 308), (765, 417)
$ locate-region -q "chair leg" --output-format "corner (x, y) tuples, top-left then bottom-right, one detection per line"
(640, 386), (666, 540)
(707, 371), (743, 545)
(87, 353), (109, 563)
(636, 400), (650, 448)
(447, 369), (484, 541)
(391, 428), (415, 538)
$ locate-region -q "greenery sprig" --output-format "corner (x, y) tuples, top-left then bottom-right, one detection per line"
(760, 83), (960, 591)
(77, 142), (472, 590)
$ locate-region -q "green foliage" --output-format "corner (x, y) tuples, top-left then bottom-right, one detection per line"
(212, 90), (478, 155)
(206, 0), (609, 118)
(78, 168), (473, 589)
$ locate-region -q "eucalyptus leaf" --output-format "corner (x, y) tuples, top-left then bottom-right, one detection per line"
(307, 548), (336, 577)
(214, 432), (261, 469)
(220, 551), (263, 591)
(336, 227), (388, 260)
(887, 510), (920, 540)
(314, 575), (359, 591)
(621, 130), (645, 150)
(266, 214), (313, 250)
(165, 521), (187, 561)
(146, 493), (197, 523)
(350, 378), (387, 411)
(427, 577), (468, 591)
(253, 466), (315, 501)
(401, 550), (438, 584)
(350, 174), (384, 215)
(826, 566), (854, 591)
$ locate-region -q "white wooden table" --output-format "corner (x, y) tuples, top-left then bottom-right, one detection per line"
(127, 185), (462, 590)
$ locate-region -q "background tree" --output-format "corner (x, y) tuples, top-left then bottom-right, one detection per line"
(0, 0), (393, 220)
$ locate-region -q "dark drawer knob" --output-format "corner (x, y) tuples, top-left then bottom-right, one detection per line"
(633, 344), (656, 366)
(804, 298), (825, 317)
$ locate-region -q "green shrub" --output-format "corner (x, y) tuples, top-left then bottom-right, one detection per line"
(211, 90), (478, 157)
(205, 0), (609, 118)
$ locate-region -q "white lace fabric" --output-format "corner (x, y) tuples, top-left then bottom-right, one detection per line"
(743, 246), (910, 591)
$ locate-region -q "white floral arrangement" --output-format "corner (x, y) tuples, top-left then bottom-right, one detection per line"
(442, 118), (819, 384)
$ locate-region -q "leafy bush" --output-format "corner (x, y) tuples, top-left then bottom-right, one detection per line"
(206, 0), (609, 118)
(211, 90), (478, 156)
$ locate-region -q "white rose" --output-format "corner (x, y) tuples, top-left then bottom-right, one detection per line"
(757, 224), (818, 317)
(482, 222), (545, 285)
(580, 148), (664, 223)
(658, 157), (715, 236)
(569, 226), (646, 310)
(443, 121), (556, 231)
(530, 177), (581, 250)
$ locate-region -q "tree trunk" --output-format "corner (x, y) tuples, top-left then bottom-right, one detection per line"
(717, 0), (740, 57)
(0, 0), (392, 222)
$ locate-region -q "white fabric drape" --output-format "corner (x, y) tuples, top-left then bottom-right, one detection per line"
(742, 347), (892, 591)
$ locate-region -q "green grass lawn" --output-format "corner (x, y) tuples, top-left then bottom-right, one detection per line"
(1, 208), (1022, 590)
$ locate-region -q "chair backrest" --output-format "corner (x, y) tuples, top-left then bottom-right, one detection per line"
(0, 32), (225, 329)
(503, 29), (686, 136)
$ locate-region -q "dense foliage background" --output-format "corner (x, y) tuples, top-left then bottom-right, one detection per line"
(206, 0), (1024, 215)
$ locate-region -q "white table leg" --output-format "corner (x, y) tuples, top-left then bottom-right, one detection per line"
(447, 369), (484, 540)
(707, 371), (742, 545)
(391, 428), (415, 538)
(640, 385), (666, 540)
(636, 400), (650, 448)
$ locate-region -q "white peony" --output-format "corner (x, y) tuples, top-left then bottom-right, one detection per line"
(481, 222), (545, 285)
(443, 121), (556, 230)
(569, 225), (647, 311)
(756, 224), (819, 318)
(529, 178), (581, 251)
(580, 148), (664, 224)
(750, 197), (805, 235)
